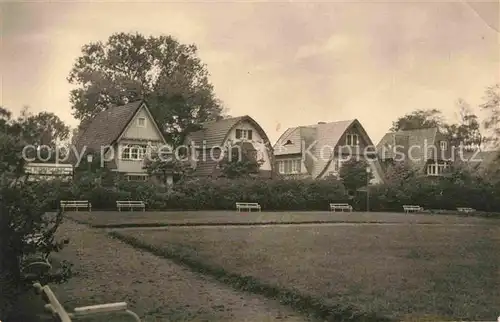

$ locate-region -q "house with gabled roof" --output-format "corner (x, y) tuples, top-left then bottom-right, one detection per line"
(71, 100), (170, 182)
(376, 127), (453, 176)
(183, 115), (275, 178)
(273, 120), (385, 183)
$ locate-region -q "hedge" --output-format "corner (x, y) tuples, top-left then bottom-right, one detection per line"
(38, 175), (500, 213)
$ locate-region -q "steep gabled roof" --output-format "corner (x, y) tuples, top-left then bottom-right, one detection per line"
(186, 117), (241, 147)
(310, 120), (356, 178)
(184, 115), (274, 177)
(376, 127), (439, 167)
(273, 119), (377, 178)
(74, 100), (144, 154)
(71, 100), (168, 166)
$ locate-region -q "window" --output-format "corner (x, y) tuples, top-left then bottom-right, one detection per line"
(278, 159), (301, 174)
(121, 144), (148, 160)
(284, 139), (293, 145)
(235, 129), (253, 140)
(137, 117), (146, 127)
(426, 162), (449, 176)
(440, 141), (447, 150)
(427, 163), (437, 176)
(346, 134), (359, 146)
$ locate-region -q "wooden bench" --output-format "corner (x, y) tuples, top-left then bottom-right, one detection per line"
(457, 207), (476, 213)
(236, 202), (261, 212)
(32, 282), (142, 321)
(60, 200), (91, 212)
(403, 205), (423, 213)
(116, 200), (146, 212)
(330, 203), (353, 212)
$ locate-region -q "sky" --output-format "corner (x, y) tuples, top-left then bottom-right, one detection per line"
(1, 0), (499, 145)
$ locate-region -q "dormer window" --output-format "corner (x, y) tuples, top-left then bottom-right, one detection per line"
(284, 140), (293, 145)
(440, 141), (447, 150)
(236, 129), (253, 140)
(137, 117), (146, 127)
(346, 134), (359, 146)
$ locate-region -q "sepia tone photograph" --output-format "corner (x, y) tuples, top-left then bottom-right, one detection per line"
(0, 0), (499, 321)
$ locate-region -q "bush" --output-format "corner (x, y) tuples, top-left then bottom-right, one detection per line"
(44, 168), (500, 213)
(0, 180), (72, 319)
(0, 127), (72, 319)
(357, 173), (500, 213)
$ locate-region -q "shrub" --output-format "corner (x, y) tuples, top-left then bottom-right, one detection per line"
(356, 173), (500, 212)
(44, 167), (500, 213)
(0, 127), (71, 319)
(0, 180), (72, 319)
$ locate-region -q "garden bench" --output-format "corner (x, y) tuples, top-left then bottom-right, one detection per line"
(60, 200), (91, 212)
(236, 202), (261, 212)
(329, 203), (353, 212)
(403, 205), (423, 213)
(117, 200), (146, 212)
(457, 207), (476, 213)
(32, 282), (141, 321)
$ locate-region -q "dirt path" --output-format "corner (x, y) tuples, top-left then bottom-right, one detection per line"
(50, 221), (307, 322)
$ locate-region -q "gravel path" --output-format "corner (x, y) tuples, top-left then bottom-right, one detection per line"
(50, 221), (307, 322)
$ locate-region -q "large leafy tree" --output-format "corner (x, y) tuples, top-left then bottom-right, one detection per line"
(390, 104), (483, 149)
(3, 106), (71, 162)
(0, 110), (71, 319)
(15, 106), (70, 147)
(68, 32), (225, 146)
(478, 84), (500, 180)
(390, 109), (445, 132)
(480, 84), (500, 147)
(444, 99), (483, 150)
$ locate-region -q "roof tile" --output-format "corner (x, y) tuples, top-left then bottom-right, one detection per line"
(72, 100), (143, 159)
(185, 115), (273, 177)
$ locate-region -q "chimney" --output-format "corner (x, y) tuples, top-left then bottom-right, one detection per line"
(318, 122), (326, 124)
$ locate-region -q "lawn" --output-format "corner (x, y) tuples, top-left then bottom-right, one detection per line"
(41, 221), (305, 322)
(66, 210), (495, 228)
(113, 223), (500, 321)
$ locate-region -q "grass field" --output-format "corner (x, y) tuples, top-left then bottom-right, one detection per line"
(113, 222), (500, 321)
(45, 221), (304, 322)
(66, 210), (495, 228)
